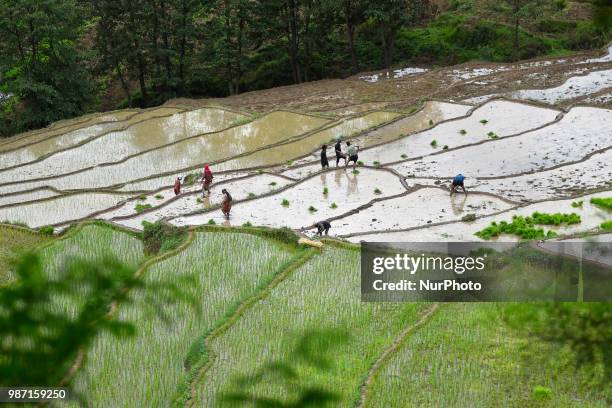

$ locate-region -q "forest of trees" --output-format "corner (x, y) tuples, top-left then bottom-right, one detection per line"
(0, 0), (610, 136)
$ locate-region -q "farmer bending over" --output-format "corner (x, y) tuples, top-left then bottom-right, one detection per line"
(450, 174), (467, 195)
(315, 220), (331, 236)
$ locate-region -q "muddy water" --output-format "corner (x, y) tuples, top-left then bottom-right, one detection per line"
(349, 191), (612, 243)
(0, 110), (141, 152)
(0, 193), (132, 228)
(171, 168), (405, 229)
(116, 170), (251, 193)
(510, 69), (612, 104)
(360, 100), (560, 165)
(331, 188), (513, 236)
(108, 174), (293, 229)
(0, 108), (182, 169)
(0, 108), (246, 182)
(349, 102), (472, 148)
(214, 111), (401, 171)
(0, 111), (328, 193)
(0, 188), (60, 207)
(393, 107), (612, 178)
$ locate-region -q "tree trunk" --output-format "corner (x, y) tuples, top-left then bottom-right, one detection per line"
(115, 61), (132, 107)
(344, 0), (358, 74)
(287, 0), (301, 83)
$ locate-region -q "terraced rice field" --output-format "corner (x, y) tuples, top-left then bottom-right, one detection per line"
(192, 246), (428, 407)
(68, 231), (297, 407)
(1, 45), (611, 407)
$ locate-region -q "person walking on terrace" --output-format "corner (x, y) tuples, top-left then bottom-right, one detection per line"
(345, 141), (359, 170)
(321, 145), (329, 169)
(221, 189), (232, 218)
(335, 139), (347, 167)
(173, 177), (182, 196)
(450, 174), (467, 195)
(202, 165), (213, 197)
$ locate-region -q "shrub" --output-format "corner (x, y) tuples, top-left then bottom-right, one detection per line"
(308, 206), (318, 213)
(135, 204), (152, 213)
(401, 154), (408, 159)
(461, 214), (476, 222)
(487, 131), (498, 139)
(38, 226), (54, 236)
(459, 129), (467, 135)
(323, 187), (329, 195)
(533, 386), (552, 400)
(269, 181), (277, 186)
(373, 161), (381, 167)
(330, 202), (338, 209)
(248, 192), (256, 198)
(443, 145), (449, 150)
(590, 197), (612, 211)
(154, 194), (164, 200)
(281, 199), (290, 207)
(480, 119), (488, 124)
(571, 200), (583, 208)
(352, 169), (360, 175)
(183, 172), (199, 185)
(137, 195), (147, 201)
(374, 188), (382, 195)
(242, 221), (253, 227)
(601, 221), (612, 231)
(207, 219), (216, 225)
(357, 160), (364, 166)
(142, 220), (188, 255)
(428, 119), (434, 125)
(430, 139), (438, 147)
(196, 198), (203, 203)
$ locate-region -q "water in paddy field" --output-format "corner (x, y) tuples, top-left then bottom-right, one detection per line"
(0, 111), (329, 194)
(395, 107), (612, 178)
(0, 109), (143, 153)
(171, 168), (406, 229)
(214, 111), (401, 171)
(361, 100), (559, 166)
(0, 108), (247, 182)
(350, 191), (612, 243)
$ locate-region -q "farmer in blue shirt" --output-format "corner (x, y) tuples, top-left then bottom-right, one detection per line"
(450, 174), (467, 195)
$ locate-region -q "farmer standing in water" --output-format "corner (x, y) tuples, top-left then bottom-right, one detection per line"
(173, 177), (181, 195)
(345, 141), (359, 170)
(335, 138), (347, 167)
(321, 145), (329, 169)
(221, 189), (232, 218)
(450, 174), (467, 195)
(202, 165), (213, 197)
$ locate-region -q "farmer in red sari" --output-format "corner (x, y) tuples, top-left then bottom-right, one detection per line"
(202, 165), (213, 197)
(173, 177), (181, 195)
(221, 188), (232, 218)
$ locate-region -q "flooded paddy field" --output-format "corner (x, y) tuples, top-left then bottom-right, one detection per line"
(359, 100), (560, 165)
(171, 168), (406, 229)
(0, 107), (246, 182)
(347, 191), (611, 243)
(0, 192), (131, 228)
(0, 108), (182, 168)
(0, 45), (610, 243)
(392, 107), (611, 178)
